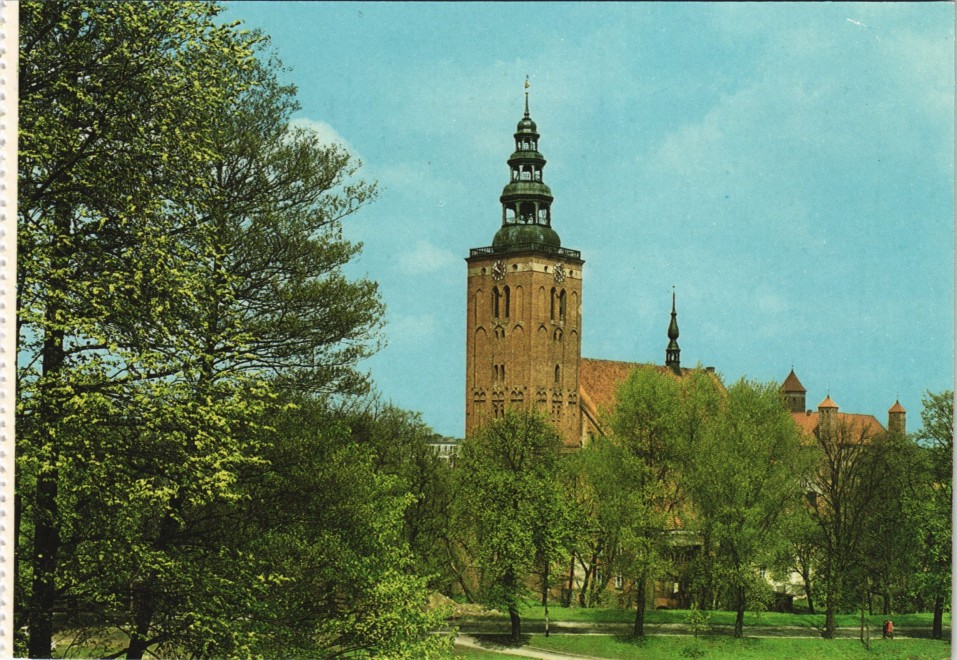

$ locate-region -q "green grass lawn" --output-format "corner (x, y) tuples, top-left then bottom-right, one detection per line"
(471, 603), (950, 630)
(458, 634), (952, 659)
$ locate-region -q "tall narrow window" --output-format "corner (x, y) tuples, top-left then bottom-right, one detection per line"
(550, 288), (556, 320)
(501, 364), (506, 383)
(554, 364), (561, 385)
(504, 286), (510, 318)
(559, 290), (567, 321)
(492, 287), (500, 319)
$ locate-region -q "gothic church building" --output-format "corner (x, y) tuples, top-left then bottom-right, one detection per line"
(465, 95), (905, 446)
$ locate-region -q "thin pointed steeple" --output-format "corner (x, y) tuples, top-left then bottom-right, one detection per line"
(666, 288), (681, 374)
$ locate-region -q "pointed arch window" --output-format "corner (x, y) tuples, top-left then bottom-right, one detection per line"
(503, 286), (510, 319)
(559, 290), (567, 321)
(550, 288), (556, 320)
(492, 287), (500, 319)
(554, 364), (561, 385)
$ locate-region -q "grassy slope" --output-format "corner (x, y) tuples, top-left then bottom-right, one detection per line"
(458, 635), (952, 659)
(531, 634), (951, 659)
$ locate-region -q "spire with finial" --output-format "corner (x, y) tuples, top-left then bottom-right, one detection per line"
(666, 287), (681, 374)
(524, 75), (531, 117)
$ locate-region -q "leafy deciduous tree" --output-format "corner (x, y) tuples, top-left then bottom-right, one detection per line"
(454, 410), (569, 642)
(687, 379), (811, 637)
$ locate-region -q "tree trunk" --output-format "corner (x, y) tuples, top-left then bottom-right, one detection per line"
(126, 584), (155, 659)
(27, 206), (74, 660)
(542, 560), (550, 637)
(444, 538), (476, 603)
(28, 319), (67, 659)
(508, 605), (522, 643)
(561, 554), (575, 607)
(824, 603), (836, 639)
(860, 588), (870, 651)
(578, 554), (594, 608)
(932, 592), (944, 640)
(882, 590), (890, 616)
(632, 575), (646, 637)
(800, 560), (815, 615)
(734, 585), (745, 638)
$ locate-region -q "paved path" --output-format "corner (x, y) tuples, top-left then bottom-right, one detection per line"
(456, 634), (600, 659)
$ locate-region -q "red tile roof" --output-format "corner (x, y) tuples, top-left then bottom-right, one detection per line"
(888, 400), (906, 413)
(578, 358), (719, 436)
(790, 410), (885, 438)
(818, 395), (838, 409)
(781, 369), (806, 393)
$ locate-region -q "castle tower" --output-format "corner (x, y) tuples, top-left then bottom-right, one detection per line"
(665, 290), (681, 374)
(781, 369), (807, 413)
(465, 83), (584, 446)
(888, 400), (906, 435)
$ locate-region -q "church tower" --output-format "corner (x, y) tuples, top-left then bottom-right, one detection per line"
(465, 85), (584, 446)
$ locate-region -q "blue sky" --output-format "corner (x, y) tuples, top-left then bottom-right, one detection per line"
(225, 2), (954, 438)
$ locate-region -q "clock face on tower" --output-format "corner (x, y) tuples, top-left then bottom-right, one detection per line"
(553, 262), (565, 283)
(492, 260), (506, 281)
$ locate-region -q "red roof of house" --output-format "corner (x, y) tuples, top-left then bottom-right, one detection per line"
(888, 400), (906, 414)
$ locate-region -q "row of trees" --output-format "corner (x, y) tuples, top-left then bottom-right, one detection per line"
(18, 2), (453, 657)
(449, 369), (952, 643)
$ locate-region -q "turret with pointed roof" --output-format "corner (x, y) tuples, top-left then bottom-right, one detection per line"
(888, 400), (906, 435)
(781, 369), (807, 413)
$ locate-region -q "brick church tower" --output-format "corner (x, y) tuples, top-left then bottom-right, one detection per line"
(465, 86), (584, 446)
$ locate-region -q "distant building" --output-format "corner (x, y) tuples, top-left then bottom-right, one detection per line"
(780, 368), (905, 437)
(427, 437), (460, 465)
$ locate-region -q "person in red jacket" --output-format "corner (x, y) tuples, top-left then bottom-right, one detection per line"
(883, 620), (894, 639)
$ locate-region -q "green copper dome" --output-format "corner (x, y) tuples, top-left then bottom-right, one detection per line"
(492, 223), (561, 248)
(517, 115), (537, 133)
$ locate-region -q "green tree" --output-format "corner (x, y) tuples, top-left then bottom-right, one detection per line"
(808, 415), (882, 638)
(857, 431), (925, 615)
(605, 367), (708, 637)
(223, 396), (453, 658)
(344, 399), (456, 592)
(773, 499), (822, 614)
(914, 390), (952, 639)
(454, 410), (568, 642)
(17, 3), (389, 656)
(687, 379), (812, 637)
(565, 436), (626, 609)
(17, 3), (257, 656)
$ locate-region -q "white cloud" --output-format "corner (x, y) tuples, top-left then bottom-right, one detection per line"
(396, 240), (458, 274)
(289, 117), (363, 160)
